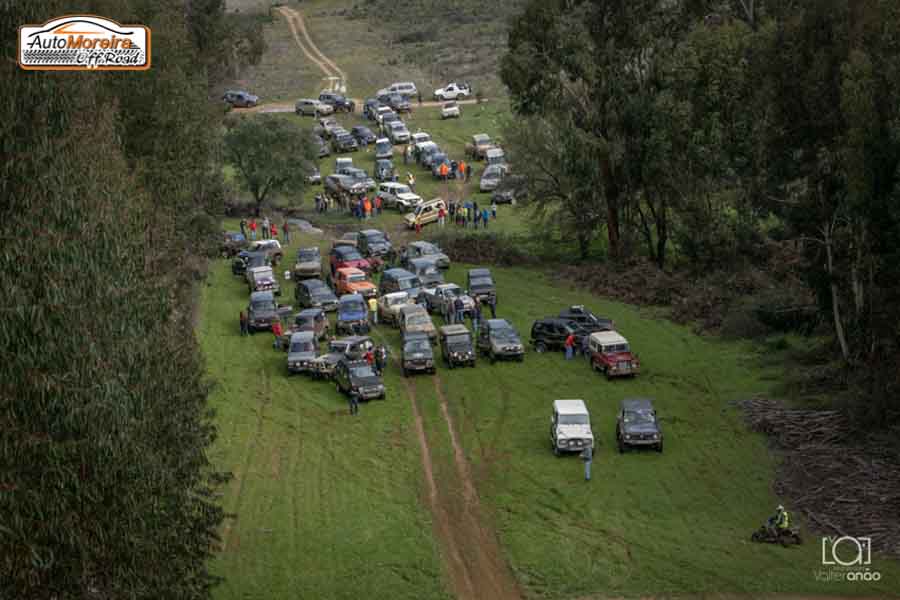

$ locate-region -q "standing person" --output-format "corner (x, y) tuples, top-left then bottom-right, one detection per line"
(564, 332), (576, 360)
(439, 162), (448, 182)
(415, 219), (422, 236)
(403, 144), (409, 165)
(272, 318), (284, 350)
(364, 348), (375, 368)
(375, 194), (383, 216)
(407, 172), (416, 191)
(249, 218), (257, 241)
(262, 215), (270, 240)
(375, 344), (387, 375)
(364, 196), (372, 220)
(239, 218), (248, 238)
(282, 220), (290, 245)
(417, 90), (422, 105)
(443, 297), (452, 324)
(438, 206), (446, 228)
(270, 221), (278, 240)
(466, 163), (472, 182)
(472, 302), (482, 338)
(454, 295), (465, 325)
(458, 160), (467, 181)
(581, 447), (592, 481)
(482, 207), (490, 229)
(348, 393), (359, 416)
(239, 310), (248, 336)
(368, 295), (378, 326)
(488, 295), (497, 318)
(491, 201), (498, 219)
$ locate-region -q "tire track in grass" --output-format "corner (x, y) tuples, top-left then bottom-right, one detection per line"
(280, 6), (347, 85)
(275, 6), (336, 81)
(221, 364), (272, 552)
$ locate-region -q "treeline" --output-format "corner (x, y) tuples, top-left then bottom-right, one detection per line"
(502, 0), (900, 427)
(0, 0), (249, 597)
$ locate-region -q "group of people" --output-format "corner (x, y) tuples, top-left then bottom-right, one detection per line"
(239, 216), (289, 244)
(347, 343), (388, 416)
(446, 200), (496, 228)
(400, 146), (472, 183)
(351, 194), (382, 220)
(442, 296), (497, 337)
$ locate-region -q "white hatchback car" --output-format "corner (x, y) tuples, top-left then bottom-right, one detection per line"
(440, 101), (460, 120)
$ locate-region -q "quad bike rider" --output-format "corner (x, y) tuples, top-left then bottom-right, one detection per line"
(751, 505), (802, 546)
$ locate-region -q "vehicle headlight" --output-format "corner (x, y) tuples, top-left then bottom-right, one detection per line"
(624, 434), (631, 440)
(652, 433), (659, 440)
(425, 360), (433, 367)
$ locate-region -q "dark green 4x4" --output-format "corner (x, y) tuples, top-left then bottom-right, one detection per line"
(334, 359), (385, 400)
(439, 324), (476, 368)
(402, 331), (435, 376)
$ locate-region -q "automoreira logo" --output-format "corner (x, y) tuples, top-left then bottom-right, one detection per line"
(18, 15), (151, 71)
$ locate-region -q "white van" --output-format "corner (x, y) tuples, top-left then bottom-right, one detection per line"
(379, 81), (418, 97)
(550, 399), (594, 455)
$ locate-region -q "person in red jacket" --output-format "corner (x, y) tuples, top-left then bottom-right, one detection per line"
(564, 333), (576, 360)
(270, 222), (278, 240)
(271, 319), (284, 350)
(249, 219), (258, 241)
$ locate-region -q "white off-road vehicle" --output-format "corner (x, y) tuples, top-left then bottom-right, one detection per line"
(550, 399), (594, 455)
(433, 82), (471, 101)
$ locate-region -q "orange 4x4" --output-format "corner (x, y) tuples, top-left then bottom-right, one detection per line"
(334, 267), (377, 299)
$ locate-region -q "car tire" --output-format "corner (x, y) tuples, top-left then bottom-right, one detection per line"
(402, 368), (407, 377)
(456, 93), (463, 100)
(516, 355), (524, 362)
(535, 342), (547, 353)
(553, 444), (560, 457)
(656, 442), (663, 453)
(617, 440), (625, 454)
(490, 352), (496, 364)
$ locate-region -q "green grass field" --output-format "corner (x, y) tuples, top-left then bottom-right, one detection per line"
(199, 221), (900, 598)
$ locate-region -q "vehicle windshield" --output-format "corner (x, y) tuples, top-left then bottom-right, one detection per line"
(365, 232), (386, 243)
(559, 414), (590, 425)
(603, 343), (630, 353)
(339, 248), (363, 261)
(445, 102), (457, 108)
(312, 289), (333, 299)
(492, 327), (519, 342)
(422, 266), (439, 276)
(387, 296), (408, 307)
(341, 300), (365, 313)
(251, 300), (276, 312)
(393, 185), (411, 194)
(624, 410), (656, 425)
(351, 365), (377, 378)
(405, 340), (431, 353)
(474, 135), (490, 144)
(419, 242), (440, 254)
(397, 277), (421, 290)
(443, 287), (461, 297)
(347, 274), (367, 283)
(376, 140), (390, 149)
(329, 341), (350, 353)
(296, 316), (314, 327)
(298, 250), (319, 261)
(470, 277), (493, 288)
(446, 335), (471, 348)
(407, 314), (430, 326)
(484, 171), (501, 181)
(290, 341), (315, 353)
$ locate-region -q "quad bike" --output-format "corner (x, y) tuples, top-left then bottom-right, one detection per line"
(751, 525), (803, 547)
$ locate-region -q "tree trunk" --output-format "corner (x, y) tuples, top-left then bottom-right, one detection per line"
(655, 197), (668, 269)
(824, 223), (850, 363)
(599, 156), (621, 258)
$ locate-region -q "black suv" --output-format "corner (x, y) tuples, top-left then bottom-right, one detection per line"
(401, 331), (435, 376)
(357, 229), (393, 260)
(332, 132), (359, 153)
(467, 268), (496, 305)
(616, 398), (663, 453)
(388, 94), (411, 113)
(334, 359), (385, 400)
(294, 278), (338, 312)
(558, 305), (615, 333)
(529, 318), (585, 353)
(363, 98), (382, 120)
(319, 91), (356, 113)
(351, 126), (377, 145)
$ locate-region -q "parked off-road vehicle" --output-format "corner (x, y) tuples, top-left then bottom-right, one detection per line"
(550, 399), (594, 456)
(399, 304), (436, 343)
(559, 305), (615, 333)
(310, 336), (374, 379)
(248, 239), (284, 264)
(232, 250), (268, 277)
(588, 331), (640, 379)
(433, 82), (471, 101)
(247, 265), (281, 296)
(401, 331), (436, 376)
(466, 268), (496, 305)
(374, 137), (393, 160)
(406, 257), (444, 291)
(247, 291), (280, 332)
(336, 293), (369, 335)
(318, 91), (355, 113)
(286, 331), (318, 374)
(616, 398), (662, 453)
(378, 291), (414, 326)
(477, 319), (525, 363)
(465, 133), (493, 160)
(439, 324), (476, 368)
(357, 229), (393, 260)
(378, 268), (423, 302)
(334, 359), (385, 400)
(530, 318), (584, 353)
(292, 307), (329, 341)
(294, 278), (338, 312)
(401, 241), (450, 270)
(221, 231), (247, 258)
(292, 247), (322, 280)
(223, 90), (258, 108)
(376, 182), (421, 212)
(333, 267), (377, 299)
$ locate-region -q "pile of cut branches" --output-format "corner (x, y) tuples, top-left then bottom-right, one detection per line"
(738, 397), (900, 558)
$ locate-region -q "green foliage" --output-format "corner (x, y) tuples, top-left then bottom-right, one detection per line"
(223, 116), (316, 216)
(0, 0), (226, 597)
